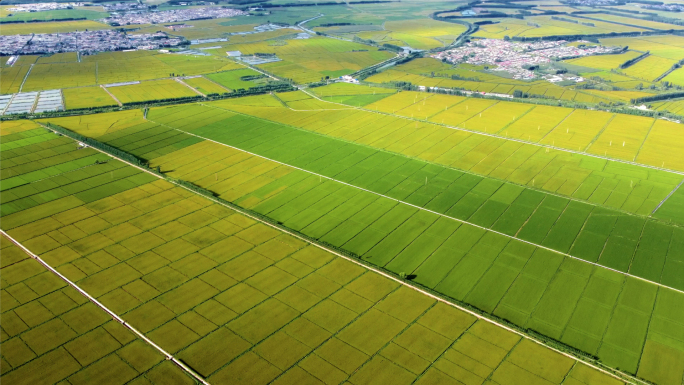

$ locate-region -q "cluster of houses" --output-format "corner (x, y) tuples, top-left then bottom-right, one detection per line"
(0, 30), (184, 55)
(5, 2), (84, 13)
(101, 7), (246, 26)
(433, 39), (620, 80)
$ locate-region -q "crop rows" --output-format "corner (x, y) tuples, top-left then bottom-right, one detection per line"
(15, 52), (242, 93)
(146, 107), (684, 287)
(218, 37), (395, 83)
(41, 108), (684, 380)
(0, 235), (193, 385)
(202, 94), (683, 217)
(0, 122), (627, 385)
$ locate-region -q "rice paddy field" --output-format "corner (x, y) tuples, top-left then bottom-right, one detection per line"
(565, 51), (642, 70)
(309, 82), (398, 106)
(316, 18), (468, 50)
(652, 98), (684, 114)
(472, 16), (650, 39)
(1, 118), (637, 385)
(214, 37), (395, 84)
(22, 97), (683, 384)
(6, 1), (684, 382)
(363, 58), (630, 104)
(0, 65), (31, 94)
(619, 56), (678, 82)
(62, 87), (118, 110)
(10, 52), (243, 93)
(106, 79), (199, 104)
(181, 77), (229, 95)
(601, 35), (684, 60)
(205, 68), (265, 91)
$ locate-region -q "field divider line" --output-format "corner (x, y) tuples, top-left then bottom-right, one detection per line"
(18, 64), (33, 92)
(100, 85), (123, 107)
(2, 93), (16, 115)
(200, 100), (684, 232)
(0, 230), (211, 385)
(34, 122), (646, 385)
(537, 109), (575, 144)
(633, 117), (657, 162)
(651, 177), (684, 215)
(175, 78), (206, 97)
(153, 120), (684, 297)
(299, 88), (684, 177)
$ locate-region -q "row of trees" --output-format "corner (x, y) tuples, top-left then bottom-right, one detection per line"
(619, 51), (650, 69)
(45, 123), (149, 168)
(631, 91), (684, 104)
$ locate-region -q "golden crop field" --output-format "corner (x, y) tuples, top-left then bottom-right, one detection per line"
(620, 55), (677, 81)
(310, 82), (397, 97)
(652, 99), (684, 114)
(429, 97), (499, 126)
(0, 65), (30, 94)
(661, 67), (684, 86)
(540, 109), (615, 150)
(636, 119), (684, 170)
(460, 101), (534, 133)
(474, 15), (648, 39)
(14, 52), (245, 93)
(601, 35), (684, 60)
(182, 76), (229, 95)
(221, 37), (395, 83)
(22, 62), (97, 91)
(354, 18), (467, 50)
(63, 86), (118, 110)
(566, 51), (642, 70)
(504, 105), (574, 142)
(7, 2), (684, 383)
(587, 114), (655, 160)
(107, 79), (199, 104)
(394, 93), (466, 119)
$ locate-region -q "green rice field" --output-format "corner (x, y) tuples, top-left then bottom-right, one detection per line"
(26, 98), (684, 381)
(0, 120), (635, 385)
(5, 2), (684, 382)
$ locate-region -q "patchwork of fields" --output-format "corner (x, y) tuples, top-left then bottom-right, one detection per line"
(473, 15), (652, 39)
(6, 2), (684, 382)
(9, 52), (244, 93)
(24, 96), (683, 383)
(1, 118), (636, 385)
(363, 58), (644, 105)
(316, 18), (468, 50)
(210, 37), (395, 84)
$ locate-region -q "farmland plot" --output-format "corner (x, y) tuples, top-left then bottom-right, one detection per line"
(0, 120), (631, 385)
(44, 110), (684, 381)
(201, 98), (682, 215)
(63, 87), (118, 110)
(107, 79), (198, 104)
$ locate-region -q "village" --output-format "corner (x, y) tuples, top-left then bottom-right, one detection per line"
(0, 30), (184, 55)
(101, 6), (246, 26)
(432, 38), (622, 79)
